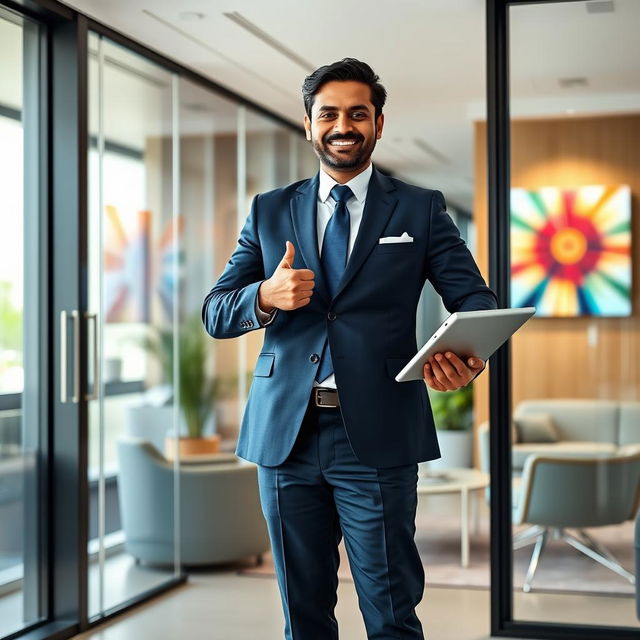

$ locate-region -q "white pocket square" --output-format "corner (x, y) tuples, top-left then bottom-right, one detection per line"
(378, 232), (414, 244)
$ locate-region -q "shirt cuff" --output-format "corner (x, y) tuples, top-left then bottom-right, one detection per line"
(255, 286), (277, 327)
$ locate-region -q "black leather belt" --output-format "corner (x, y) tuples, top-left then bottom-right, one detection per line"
(311, 387), (340, 408)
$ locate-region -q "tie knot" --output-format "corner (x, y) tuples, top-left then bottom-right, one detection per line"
(330, 184), (353, 204)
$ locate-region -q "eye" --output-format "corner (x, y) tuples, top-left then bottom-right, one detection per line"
(352, 112), (367, 119)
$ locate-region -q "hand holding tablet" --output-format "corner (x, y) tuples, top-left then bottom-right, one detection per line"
(423, 351), (486, 392)
(396, 307), (536, 384)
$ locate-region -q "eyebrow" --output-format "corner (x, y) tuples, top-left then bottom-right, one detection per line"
(317, 104), (371, 112)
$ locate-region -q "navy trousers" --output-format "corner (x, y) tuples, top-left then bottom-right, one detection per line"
(257, 397), (425, 640)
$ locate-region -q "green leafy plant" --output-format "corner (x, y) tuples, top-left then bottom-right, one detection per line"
(427, 384), (474, 431)
(141, 313), (221, 439)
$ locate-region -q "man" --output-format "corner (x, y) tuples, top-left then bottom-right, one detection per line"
(202, 58), (497, 640)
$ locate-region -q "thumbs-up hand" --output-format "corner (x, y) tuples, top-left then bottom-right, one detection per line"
(258, 241), (315, 311)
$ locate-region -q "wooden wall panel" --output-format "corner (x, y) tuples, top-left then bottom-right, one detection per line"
(472, 114), (640, 466)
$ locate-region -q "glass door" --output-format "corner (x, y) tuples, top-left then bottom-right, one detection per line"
(86, 32), (180, 620)
(487, 1), (640, 638)
(0, 7), (47, 638)
(508, 0), (639, 630)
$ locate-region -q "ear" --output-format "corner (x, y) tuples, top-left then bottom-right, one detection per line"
(303, 114), (312, 141)
(375, 113), (385, 140)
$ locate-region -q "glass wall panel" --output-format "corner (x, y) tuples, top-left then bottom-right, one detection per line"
(87, 32), (178, 620)
(178, 77), (238, 449)
(239, 111), (294, 408)
(0, 7), (45, 638)
(508, 0), (640, 630)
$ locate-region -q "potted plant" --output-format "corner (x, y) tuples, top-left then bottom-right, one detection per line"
(426, 383), (474, 470)
(141, 312), (222, 458)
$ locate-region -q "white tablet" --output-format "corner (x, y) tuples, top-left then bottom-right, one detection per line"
(395, 307), (536, 382)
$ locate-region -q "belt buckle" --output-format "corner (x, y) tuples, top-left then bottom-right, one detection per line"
(315, 388), (339, 408)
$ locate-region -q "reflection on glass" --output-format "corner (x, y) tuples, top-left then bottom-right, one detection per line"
(508, 0), (640, 630)
(0, 7), (44, 638)
(87, 32), (178, 619)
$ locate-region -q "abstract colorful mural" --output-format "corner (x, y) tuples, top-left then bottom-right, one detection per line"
(104, 205), (186, 323)
(510, 185), (631, 317)
(104, 206), (150, 322)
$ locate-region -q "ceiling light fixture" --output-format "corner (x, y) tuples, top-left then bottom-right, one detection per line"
(586, 1), (615, 14)
(223, 11), (315, 72)
(179, 11), (206, 21)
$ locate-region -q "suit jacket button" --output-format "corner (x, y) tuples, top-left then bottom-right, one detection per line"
(310, 353), (319, 364)
(328, 311), (337, 321)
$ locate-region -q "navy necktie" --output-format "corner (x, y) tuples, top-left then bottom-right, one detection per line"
(315, 184), (353, 382)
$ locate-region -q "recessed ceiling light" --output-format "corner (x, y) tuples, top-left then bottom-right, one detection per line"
(586, 1), (615, 14)
(179, 11), (206, 21)
(184, 102), (211, 113)
(558, 77), (588, 89)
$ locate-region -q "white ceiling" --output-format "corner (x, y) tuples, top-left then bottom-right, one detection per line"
(8, 0), (640, 209)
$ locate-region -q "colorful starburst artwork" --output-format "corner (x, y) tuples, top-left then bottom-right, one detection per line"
(510, 185), (631, 317)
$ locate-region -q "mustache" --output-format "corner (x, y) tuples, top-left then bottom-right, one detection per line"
(324, 132), (364, 144)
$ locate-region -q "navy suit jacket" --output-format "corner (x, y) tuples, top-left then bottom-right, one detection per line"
(202, 166), (497, 468)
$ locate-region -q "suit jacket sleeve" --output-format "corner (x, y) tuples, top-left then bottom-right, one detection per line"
(424, 190), (498, 312)
(202, 195), (268, 339)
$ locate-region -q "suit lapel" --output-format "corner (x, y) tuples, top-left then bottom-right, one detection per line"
(289, 173), (331, 304)
(333, 167), (398, 300)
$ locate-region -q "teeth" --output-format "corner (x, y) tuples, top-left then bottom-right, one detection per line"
(331, 140), (357, 146)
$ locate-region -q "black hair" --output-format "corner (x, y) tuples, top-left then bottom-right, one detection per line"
(302, 58), (387, 120)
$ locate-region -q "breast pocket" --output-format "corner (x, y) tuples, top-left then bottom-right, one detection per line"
(253, 353), (275, 377)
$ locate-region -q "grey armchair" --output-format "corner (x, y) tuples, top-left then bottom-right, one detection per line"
(117, 436), (270, 566)
(512, 449), (640, 592)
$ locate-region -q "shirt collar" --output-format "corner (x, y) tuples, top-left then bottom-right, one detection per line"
(318, 163), (373, 204)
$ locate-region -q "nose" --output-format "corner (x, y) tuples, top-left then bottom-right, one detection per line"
(333, 113), (354, 133)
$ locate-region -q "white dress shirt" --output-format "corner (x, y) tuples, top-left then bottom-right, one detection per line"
(257, 163), (372, 389)
(314, 163), (372, 388)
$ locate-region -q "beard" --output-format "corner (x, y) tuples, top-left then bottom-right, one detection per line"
(311, 131), (376, 171)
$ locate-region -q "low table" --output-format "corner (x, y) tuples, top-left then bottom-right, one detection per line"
(417, 467), (489, 568)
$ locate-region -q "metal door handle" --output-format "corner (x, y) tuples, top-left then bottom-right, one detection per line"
(60, 310), (80, 403)
(60, 310), (68, 403)
(71, 310), (80, 403)
(86, 312), (99, 400)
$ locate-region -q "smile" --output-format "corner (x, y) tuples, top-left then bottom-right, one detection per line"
(329, 139), (360, 147)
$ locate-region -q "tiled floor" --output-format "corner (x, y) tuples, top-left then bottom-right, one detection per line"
(2, 491), (638, 640)
(74, 571), (517, 640)
(70, 569), (640, 640)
